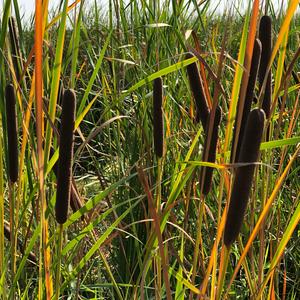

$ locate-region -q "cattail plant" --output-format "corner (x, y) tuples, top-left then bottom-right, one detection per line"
(5, 84), (18, 183)
(231, 39), (262, 163)
(224, 108), (265, 247)
(153, 77), (164, 158)
(55, 89), (76, 224)
(186, 53), (210, 128)
(200, 106), (222, 195)
(258, 15), (272, 119)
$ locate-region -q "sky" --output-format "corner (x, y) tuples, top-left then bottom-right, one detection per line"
(5, 0), (61, 15)
(0, 0), (295, 20)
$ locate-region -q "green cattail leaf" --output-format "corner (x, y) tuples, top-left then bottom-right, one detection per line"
(77, 30), (113, 115)
(223, 7), (251, 156)
(70, 0), (84, 88)
(145, 23), (171, 28)
(44, 0), (69, 168)
(260, 136), (300, 150)
(125, 56), (198, 95)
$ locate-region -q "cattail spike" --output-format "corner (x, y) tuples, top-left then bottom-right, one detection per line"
(231, 39), (262, 163)
(5, 84), (19, 183)
(50, 147), (83, 216)
(153, 77), (164, 158)
(258, 15), (272, 119)
(200, 106), (222, 195)
(186, 53), (210, 128)
(55, 89), (76, 224)
(224, 109), (265, 247)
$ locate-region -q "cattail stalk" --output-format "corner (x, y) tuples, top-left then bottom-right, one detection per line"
(231, 39), (262, 163)
(258, 15), (272, 119)
(54, 223), (63, 300)
(224, 109), (265, 247)
(153, 77), (164, 158)
(200, 106), (222, 195)
(55, 89), (76, 224)
(186, 53), (210, 128)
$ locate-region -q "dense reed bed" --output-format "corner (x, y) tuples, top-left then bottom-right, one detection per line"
(0, 1), (299, 299)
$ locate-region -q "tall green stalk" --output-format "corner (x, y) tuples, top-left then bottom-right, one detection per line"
(54, 224), (63, 300)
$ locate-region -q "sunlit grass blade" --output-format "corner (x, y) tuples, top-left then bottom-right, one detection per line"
(35, 0), (47, 298)
(70, 1), (83, 88)
(46, 0), (81, 31)
(260, 136), (300, 150)
(77, 30), (113, 114)
(44, 0), (68, 169)
(169, 265), (201, 295)
(125, 56), (198, 95)
(222, 4), (250, 157)
(229, 0), (259, 163)
(257, 0), (299, 108)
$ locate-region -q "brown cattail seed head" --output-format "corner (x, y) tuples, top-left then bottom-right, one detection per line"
(224, 109), (265, 247)
(186, 53), (210, 128)
(5, 84), (18, 183)
(200, 106), (222, 195)
(153, 77), (164, 158)
(55, 89), (76, 224)
(50, 147), (82, 215)
(258, 15), (272, 119)
(231, 39), (262, 163)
